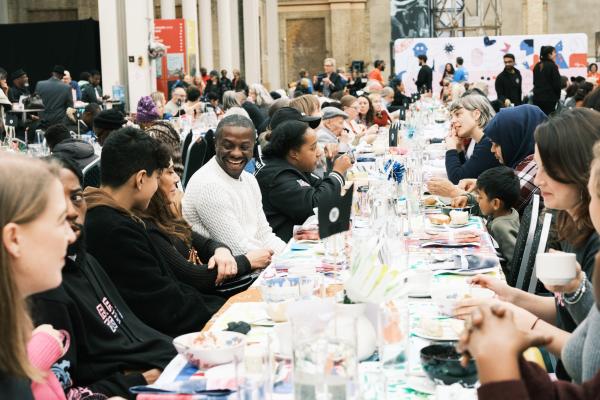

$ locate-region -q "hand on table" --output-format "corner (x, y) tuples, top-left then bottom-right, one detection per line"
(246, 249), (274, 269)
(451, 195), (469, 208)
(209, 248), (238, 284)
(426, 177), (462, 198)
(142, 368), (162, 384)
(457, 304), (552, 376)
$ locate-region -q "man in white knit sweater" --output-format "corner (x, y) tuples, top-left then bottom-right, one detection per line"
(182, 115), (286, 256)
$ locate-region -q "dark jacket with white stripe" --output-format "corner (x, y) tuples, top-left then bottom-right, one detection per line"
(255, 157), (344, 242)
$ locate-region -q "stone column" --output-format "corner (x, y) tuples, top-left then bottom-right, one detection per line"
(182, 0), (200, 75)
(218, 0), (233, 73)
(124, 0), (154, 110)
(0, 0), (8, 24)
(198, 0), (214, 71)
(230, 0), (240, 72)
(160, 0), (176, 19)
(98, 0), (126, 100)
(523, 0), (546, 35)
(243, 0), (261, 84)
(265, 0), (281, 89)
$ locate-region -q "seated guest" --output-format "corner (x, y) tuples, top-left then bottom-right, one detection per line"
(182, 115), (286, 256)
(315, 107), (351, 151)
(369, 93), (392, 126)
(93, 108), (126, 146)
(31, 156), (175, 399)
(84, 127), (223, 336)
(136, 95), (182, 177)
(356, 94), (375, 127)
(255, 120), (352, 241)
(455, 109), (600, 380)
(472, 166), (521, 266)
(62, 103), (100, 136)
(137, 158), (272, 291)
(445, 93), (499, 184)
(0, 154), (76, 399)
(164, 86), (186, 117)
(45, 124), (97, 170)
(450, 104), (548, 214)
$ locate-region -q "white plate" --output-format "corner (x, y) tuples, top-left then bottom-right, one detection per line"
(408, 290), (431, 298)
(405, 376), (436, 395)
(413, 318), (464, 341)
(433, 266), (497, 276)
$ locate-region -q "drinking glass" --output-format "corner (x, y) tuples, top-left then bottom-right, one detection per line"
(377, 301), (409, 370)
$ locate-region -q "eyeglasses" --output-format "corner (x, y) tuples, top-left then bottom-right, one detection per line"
(324, 64), (333, 67)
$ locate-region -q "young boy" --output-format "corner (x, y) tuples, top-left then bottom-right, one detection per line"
(472, 166), (521, 266)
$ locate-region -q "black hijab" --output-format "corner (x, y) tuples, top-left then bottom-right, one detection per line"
(484, 104), (548, 169)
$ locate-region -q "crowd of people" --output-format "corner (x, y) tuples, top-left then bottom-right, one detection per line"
(1, 49), (600, 400)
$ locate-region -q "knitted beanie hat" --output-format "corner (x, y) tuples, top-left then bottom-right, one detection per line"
(93, 108), (126, 129)
(136, 95), (160, 123)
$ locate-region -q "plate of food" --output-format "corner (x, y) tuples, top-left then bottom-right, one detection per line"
(413, 317), (465, 341)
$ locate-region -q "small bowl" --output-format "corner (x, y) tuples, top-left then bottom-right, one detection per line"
(173, 331), (246, 368)
(420, 344), (478, 386)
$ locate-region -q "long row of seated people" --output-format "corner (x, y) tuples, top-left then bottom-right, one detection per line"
(4, 88), (600, 400)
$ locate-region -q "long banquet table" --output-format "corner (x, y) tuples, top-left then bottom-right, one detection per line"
(151, 117), (502, 400)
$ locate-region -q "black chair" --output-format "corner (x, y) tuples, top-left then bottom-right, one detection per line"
(507, 194), (540, 287)
(82, 158), (101, 188)
(182, 130), (215, 189)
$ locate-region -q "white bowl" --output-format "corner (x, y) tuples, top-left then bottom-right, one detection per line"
(536, 253), (577, 286)
(173, 331), (246, 368)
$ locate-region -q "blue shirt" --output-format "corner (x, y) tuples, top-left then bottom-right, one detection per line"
(453, 67), (468, 83)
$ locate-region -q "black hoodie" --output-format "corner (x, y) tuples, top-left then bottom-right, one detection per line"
(52, 138), (98, 171)
(83, 187), (224, 337)
(29, 252), (176, 399)
(254, 157), (344, 242)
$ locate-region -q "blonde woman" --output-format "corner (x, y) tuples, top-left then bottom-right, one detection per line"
(0, 154), (75, 398)
(289, 94), (321, 117)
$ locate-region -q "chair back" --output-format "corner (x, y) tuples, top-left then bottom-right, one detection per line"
(82, 157), (101, 188)
(182, 130), (215, 189)
(508, 194), (539, 287)
(527, 212), (553, 293)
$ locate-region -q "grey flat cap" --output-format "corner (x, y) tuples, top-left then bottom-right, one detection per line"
(321, 107), (349, 120)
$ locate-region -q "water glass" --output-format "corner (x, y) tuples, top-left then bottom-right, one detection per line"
(323, 232), (346, 266)
(377, 301), (409, 370)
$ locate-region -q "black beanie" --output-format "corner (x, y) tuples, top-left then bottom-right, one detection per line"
(93, 109), (126, 130)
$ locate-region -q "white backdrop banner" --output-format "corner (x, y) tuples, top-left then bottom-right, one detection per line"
(393, 33), (588, 99)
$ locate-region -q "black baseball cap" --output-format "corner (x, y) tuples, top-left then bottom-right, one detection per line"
(270, 107), (321, 130)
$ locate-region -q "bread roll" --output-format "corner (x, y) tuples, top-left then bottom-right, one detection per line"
(429, 214), (451, 225)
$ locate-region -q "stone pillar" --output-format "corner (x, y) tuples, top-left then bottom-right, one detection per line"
(218, 0), (233, 73)
(243, 0), (261, 84)
(198, 0), (213, 71)
(230, 0), (240, 72)
(265, 0), (280, 89)
(98, 0), (126, 100)
(160, 0), (176, 19)
(0, 0), (9, 23)
(523, 0), (546, 35)
(182, 0), (200, 75)
(124, 0), (154, 110)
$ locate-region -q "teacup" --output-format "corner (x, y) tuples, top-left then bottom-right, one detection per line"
(536, 252), (577, 286)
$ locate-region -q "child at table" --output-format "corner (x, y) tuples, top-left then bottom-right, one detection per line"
(455, 166), (520, 266)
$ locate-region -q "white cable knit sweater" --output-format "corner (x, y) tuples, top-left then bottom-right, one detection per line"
(182, 157), (287, 256)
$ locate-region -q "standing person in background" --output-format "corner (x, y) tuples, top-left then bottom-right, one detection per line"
(204, 70), (223, 102)
(415, 54), (433, 94)
(81, 70), (107, 105)
(8, 69), (30, 103)
(232, 69), (248, 94)
(439, 63), (455, 87)
(62, 71), (81, 102)
(315, 58), (345, 98)
(368, 60), (386, 86)
(587, 63), (600, 85)
(35, 65), (73, 128)
(453, 57), (469, 83)
(532, 45), (561, 115)
(220, 70), (232, 92)
(495, 53), (522, 107)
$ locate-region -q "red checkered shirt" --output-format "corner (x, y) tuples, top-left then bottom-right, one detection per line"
(514, 154), (539, 213)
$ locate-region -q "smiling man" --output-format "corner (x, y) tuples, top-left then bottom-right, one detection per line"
(182, 115), (286, 256)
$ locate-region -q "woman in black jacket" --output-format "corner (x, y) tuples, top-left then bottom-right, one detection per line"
(139, 159), (271, 293)
(532, 46), (561, 115)
(255, 120), (352, 242)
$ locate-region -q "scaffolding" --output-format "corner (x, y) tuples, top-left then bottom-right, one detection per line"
(432, 0), (502, 37)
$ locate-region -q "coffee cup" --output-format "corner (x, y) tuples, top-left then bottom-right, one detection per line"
(536, 252), (577, 286)
(408, 269), (433, 297)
